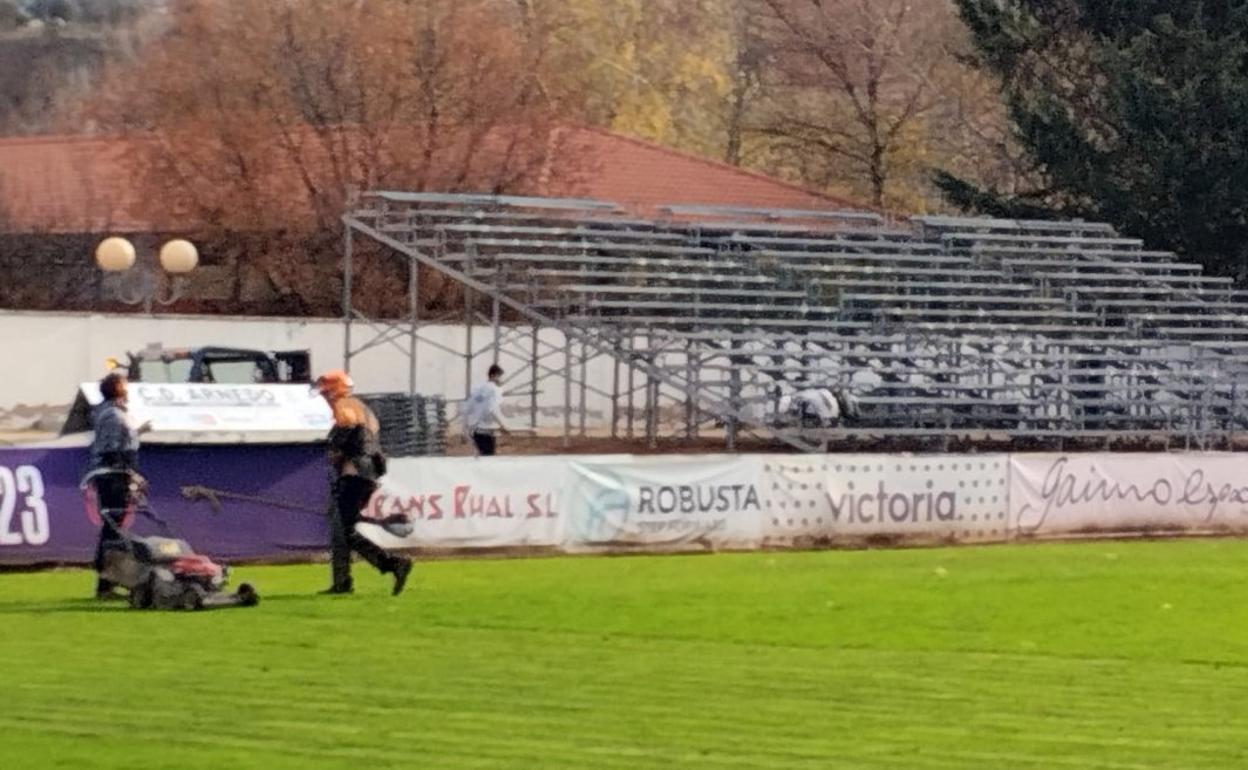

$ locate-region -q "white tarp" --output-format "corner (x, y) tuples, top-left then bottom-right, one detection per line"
(564, 454), (765, 550)
(1011, 453), (1248, 536)
(364, 456), (565, 549)
(763, 455), (1011, 544)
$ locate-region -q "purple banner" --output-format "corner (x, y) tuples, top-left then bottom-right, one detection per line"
(0, 442), (330, 566)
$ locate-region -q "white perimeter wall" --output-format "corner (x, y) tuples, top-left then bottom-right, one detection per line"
(0, 310), (628, 426)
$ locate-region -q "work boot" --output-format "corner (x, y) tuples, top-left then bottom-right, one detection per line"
(95, 578), (124, 601)
(391, 558), (413, 597)
(319, 579), (353, 595)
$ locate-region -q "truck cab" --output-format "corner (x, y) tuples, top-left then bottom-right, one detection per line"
(121, 345), (312, 385)
(62, 345), (319, 436)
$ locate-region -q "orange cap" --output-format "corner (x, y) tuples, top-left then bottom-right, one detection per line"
(315, 369), (353, 400)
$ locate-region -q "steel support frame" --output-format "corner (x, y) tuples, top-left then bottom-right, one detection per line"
(342, 206), (826, 453)
(342, 192), (1248, 454)
(344, 206), (638, 448)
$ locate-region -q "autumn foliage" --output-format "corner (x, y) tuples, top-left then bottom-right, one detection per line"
(87, 0), (559, 313)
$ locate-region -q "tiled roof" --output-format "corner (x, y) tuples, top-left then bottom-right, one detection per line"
(0, 135), (155, 233)
(543, 127), (863, 213)
(0, 127), (867, 234)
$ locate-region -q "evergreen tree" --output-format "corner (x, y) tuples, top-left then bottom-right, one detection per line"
(940, 1), (1248, 279)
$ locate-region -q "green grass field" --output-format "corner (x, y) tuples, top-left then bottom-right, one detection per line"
(2, 540), (1248, 769)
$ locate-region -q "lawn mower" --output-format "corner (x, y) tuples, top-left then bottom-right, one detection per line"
(83, 471), (259, 611)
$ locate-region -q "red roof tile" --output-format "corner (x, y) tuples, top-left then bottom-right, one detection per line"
(0, 127), (867, 234)
(544, 127), (864, 213)
(0, 134), (154, 234)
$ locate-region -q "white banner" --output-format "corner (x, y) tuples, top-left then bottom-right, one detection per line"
(364, 456), (564, 549)
(304, 451), (1248, 555)
(1011, 453), (1248, 536)
(764, 455), (1011, 544)
(565, 454), (765, 550)
(75, 382), (332, 435)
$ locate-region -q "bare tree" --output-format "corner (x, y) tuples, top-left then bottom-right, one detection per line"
(721, 0), (771, 166)
(753, 0), (958, 209)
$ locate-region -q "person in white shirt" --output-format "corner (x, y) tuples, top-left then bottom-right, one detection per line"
(464, 364), (511, 456)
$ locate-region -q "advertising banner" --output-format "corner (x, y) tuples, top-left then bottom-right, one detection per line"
(364, 456), (565, 550)
(0, 442), (329, 566)
(1011, 453), (1248, 536)
(763, 455), (1011, 544)
(0, 444), (80, 561)
(16, 446), (1248, 568)
(64, 382), (332, 440)
(565, 454), (765, 550)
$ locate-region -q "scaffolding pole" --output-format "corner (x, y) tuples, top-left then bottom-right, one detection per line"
(530, 324), (540, 430)
(563, 330), (573, 449)
(492, 294), (502, 364)
(463, 245), (475, 400)
(627, 335), (636, 439)
(645, 327), (657, 448)
(342, 224), (353, 373)
(408, 254), (419, 395)
(579, 339), (588, 437)
(685, 341), (696, 440)
(646, 361), (659, 450)
(610, 340), (621, 439)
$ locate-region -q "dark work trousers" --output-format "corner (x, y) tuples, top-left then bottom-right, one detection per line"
(472, 431), (497, 457)
(329, 475), (400, 590)
(92, 472), (131, 594)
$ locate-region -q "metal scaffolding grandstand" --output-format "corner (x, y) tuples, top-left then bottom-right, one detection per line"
(341, 192), (1248, 453)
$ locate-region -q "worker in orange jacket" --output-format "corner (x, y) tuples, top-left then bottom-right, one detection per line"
(314, 370), (412, 596)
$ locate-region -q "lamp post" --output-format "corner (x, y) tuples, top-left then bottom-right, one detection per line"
(95, 237), (199, 314)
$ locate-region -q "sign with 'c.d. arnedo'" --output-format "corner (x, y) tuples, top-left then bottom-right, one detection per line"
(70, 382), (332, 437)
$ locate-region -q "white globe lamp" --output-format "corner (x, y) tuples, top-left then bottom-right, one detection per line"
(94, 237), (136, 272)
(159, 239), (199, 274)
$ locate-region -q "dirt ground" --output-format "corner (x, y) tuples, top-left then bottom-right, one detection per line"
(443, 429), (785, 456)
(0, 426), (768, 455)
(7, 425), (1238, 456)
